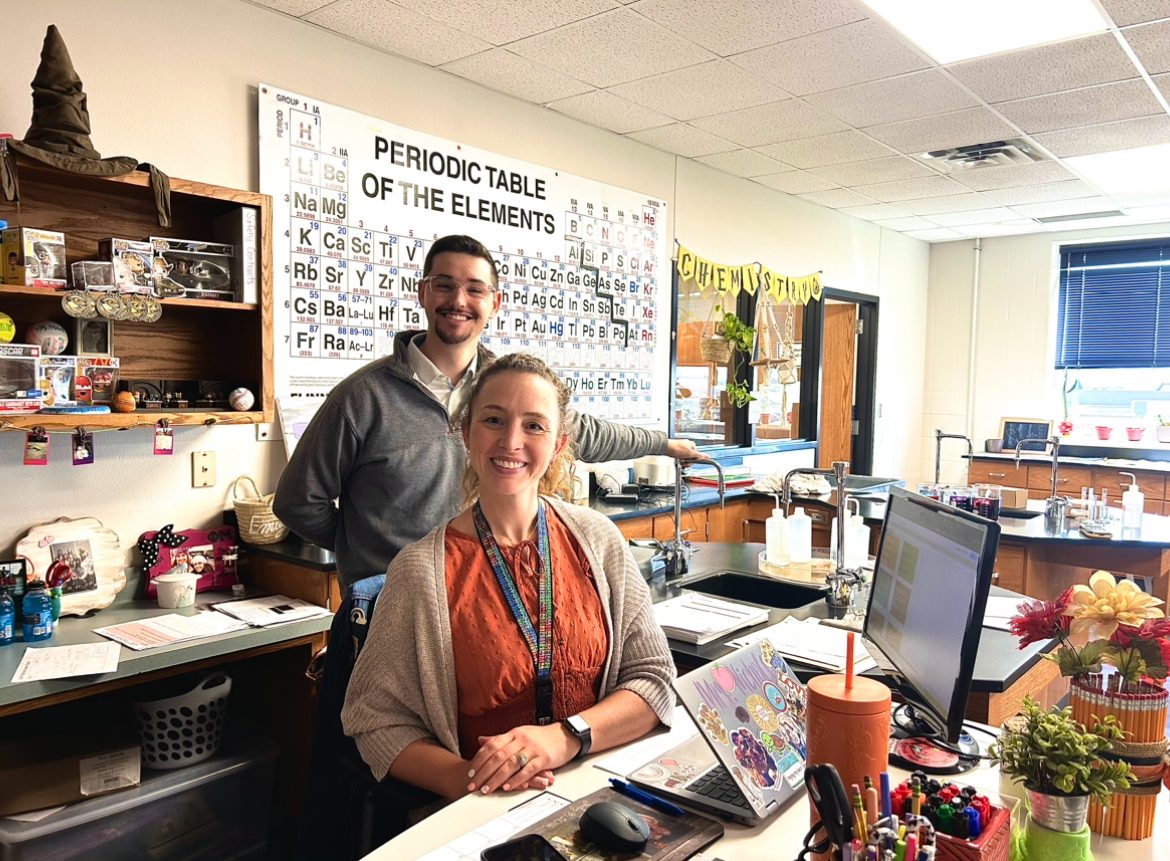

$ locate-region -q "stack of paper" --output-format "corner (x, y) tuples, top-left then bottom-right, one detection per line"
(983, 595), (1027, 632)
(728, 617), (877, 673)
(653, 593), (769, 645)
(96, 611), (249, 651)
(212, 595), (332, 627)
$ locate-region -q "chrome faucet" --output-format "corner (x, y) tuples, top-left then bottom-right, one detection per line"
(934, 429), (974, 484)
(661, 458), (724, 579)
(1014, 435), (1065, 527)
(782, 461), (857, 608)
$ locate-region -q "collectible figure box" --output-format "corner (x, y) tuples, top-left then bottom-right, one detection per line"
(99, 238), (154, 294)
(39, 356), (77, 407)
(70, 260), (115, 290)
(2, 227), (67, 288)
(150, 237), (234, 300)
(0, 344), (42, 413)
(76, 356), (119, 405)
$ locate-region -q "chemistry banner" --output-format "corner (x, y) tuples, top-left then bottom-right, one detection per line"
(676, 244), (822, 304)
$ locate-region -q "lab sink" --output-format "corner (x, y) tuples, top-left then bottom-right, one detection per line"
(682, 571), (826, 609)
(1000, 508), (1041, 519)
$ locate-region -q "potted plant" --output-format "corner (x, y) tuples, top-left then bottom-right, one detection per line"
(1157, 416), (1170, 444)
(712, 311), (755, 408)
(990, 697), (1132, 832)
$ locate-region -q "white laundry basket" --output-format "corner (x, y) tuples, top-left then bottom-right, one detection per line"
(134, 672), (232, 770)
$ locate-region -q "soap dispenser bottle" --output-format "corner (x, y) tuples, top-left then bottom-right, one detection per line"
(1121, 472), (1144, 529)
(765, 494), (790, 567)
(789, 507), (813, 564)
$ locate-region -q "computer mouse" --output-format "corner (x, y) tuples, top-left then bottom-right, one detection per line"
(579, 801), (651, 853)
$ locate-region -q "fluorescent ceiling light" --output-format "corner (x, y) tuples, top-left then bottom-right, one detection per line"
(1065, 144), (1170, 195)
(860, 0), (1109, 63)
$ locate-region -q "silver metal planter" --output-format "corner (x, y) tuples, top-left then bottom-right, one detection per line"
(1028, 789), (1090, 832)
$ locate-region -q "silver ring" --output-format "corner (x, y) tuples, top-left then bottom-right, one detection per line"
(515, 751), (529, 769)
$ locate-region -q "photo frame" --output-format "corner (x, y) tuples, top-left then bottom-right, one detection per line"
(999, 417), (1053, 452)
(73, 317), (112, 356)
(15, 516), (125, 616)
(0, 558), (28, 606)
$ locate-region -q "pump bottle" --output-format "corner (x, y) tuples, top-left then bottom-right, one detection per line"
(765, 494), (790, 567)
(1121, 472), (1144, 529)
(788, 507), (813, 564)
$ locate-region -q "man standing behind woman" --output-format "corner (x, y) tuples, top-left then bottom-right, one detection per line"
(342, 353), (675, 800)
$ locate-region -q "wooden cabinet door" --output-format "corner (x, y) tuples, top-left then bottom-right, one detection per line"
(993, 543), (1027, 595)
(615, 516), (655, 541)
(1091, 468), (1167, 502)
(652, 509), (707, 543)
(706, 499), (753, 543)
(1027, 464), (1093, 495)
(968, 459), (1028, 488)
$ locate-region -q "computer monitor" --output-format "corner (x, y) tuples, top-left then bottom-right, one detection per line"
(862, 488), (1000, 772)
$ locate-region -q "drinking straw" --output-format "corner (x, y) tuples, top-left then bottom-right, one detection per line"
(846, 631), (855, 691)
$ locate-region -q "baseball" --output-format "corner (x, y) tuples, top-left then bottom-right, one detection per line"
(228, 387), (255, 411)
(26, 320), (68, 355)
(113, 391), (137, 413)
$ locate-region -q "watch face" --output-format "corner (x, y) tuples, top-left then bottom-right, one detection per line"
(567, 715), (589, 735)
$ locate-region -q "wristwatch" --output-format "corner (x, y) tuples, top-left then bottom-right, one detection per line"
(563, 714), (592, 759)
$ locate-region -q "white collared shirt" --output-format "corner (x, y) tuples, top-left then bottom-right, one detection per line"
(407, 334), (477, 418)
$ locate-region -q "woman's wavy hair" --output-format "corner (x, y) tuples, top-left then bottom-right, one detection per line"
(457, 353), (577, 504)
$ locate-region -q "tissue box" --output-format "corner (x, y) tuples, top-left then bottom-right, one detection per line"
(1000, 488), (1029, 509)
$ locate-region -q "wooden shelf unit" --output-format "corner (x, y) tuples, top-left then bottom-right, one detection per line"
(0, 159), (273, 428)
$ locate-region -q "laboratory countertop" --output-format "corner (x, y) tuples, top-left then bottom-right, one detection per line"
(649, 541), (1048, 696)
(971, 450), (1170, 469)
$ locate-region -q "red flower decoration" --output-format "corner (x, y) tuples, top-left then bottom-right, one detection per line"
(1009, 596), (1072, 647)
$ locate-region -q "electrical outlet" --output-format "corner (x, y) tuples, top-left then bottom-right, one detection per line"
(255, 423), (281, 442)
(192, 451), (216, 488)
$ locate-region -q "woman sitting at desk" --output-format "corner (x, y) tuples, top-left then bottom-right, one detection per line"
(342, 353), (675, 800)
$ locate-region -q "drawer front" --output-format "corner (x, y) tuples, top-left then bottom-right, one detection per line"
(993, 544), (1026, 595)
(1027, 464), (1093, 493)
(615, 516), (654, 541)
(1091, 468), (1167, 501)
(968, 459), (1028, 487)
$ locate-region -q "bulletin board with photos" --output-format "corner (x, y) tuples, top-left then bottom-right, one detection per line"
(259, 85), (671, 429)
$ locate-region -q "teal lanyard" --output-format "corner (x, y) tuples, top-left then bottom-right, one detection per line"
(472, 501), (555, 725)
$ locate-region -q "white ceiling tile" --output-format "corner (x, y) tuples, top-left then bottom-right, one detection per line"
(949, 160), (1078, 191)
(1033, 114), (1170, 156)
(753, 171), (841, 194)
(692, 100), (846, 148)
(946, 34), (1137, 103)
(1113, 189), (1170, 205)
(953, 222), (1044, 238)
(873, 216), (940, 230)
(608, 60), (790, 121)
(837, 203), (912, 221)
(994, 79), (1161, 134)
(1155, 72), (1170, 102)
(730, 18), (929, 96)
(694, 149), (794, 177)
(1101, 0), (1170, 26)
(756, 131), (896, 169)
(928, 207), (1021, 226)
(864, 108), (1019, 155)
(796, 188), (882, 208)
(979, 180), (1098, 205)
(626, 123), (736, 157)
(1122, 20), (1170, 73)
(808, 156), (936, 186)
(306, 0), (491, 64)
(508, 9), (716, 87)
(906, 228), (966, 241)
(250, 0), (332, 15)
(901, 193), (998, 215)
(629, 0), (866, 56)
(805, 69), (978, 128)
(392, 0), (618, 44)
(1010, 197), (1121, 217)
(1122, 203), (1170, 220)
(441, 50), (593, 104)
(854, 175), (969, 202)
(547, 90), (673, 132)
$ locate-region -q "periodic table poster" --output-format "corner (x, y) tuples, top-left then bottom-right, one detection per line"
(258, 84), (670, 428)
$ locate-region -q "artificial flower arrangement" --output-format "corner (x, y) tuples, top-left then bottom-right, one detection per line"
(1008, 569), (1168, 686)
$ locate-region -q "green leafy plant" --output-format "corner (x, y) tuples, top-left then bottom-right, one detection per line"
(989, 697), (1133, 804)
(714, 311), (756, 408)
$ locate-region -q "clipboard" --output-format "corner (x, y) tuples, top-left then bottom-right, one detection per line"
(513, 786), (723, 861)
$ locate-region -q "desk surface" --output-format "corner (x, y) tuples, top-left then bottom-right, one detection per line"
(369, 722), (1168, 860)
(0, 594), (331, 714)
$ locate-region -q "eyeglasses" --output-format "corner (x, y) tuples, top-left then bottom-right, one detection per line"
(421, 275), (496, 300)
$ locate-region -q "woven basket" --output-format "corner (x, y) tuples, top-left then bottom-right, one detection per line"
(230, 476), (290, 545)
(700, 300), (732, 363)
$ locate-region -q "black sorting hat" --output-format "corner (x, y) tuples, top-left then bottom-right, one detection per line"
(1, 25), (171, 226)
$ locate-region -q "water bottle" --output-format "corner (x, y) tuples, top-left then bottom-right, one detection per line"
(0, 589), (14, 645)
(22, 581), (53, 642)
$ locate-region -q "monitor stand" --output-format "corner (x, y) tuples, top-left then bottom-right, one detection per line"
(888, 705), (980, 775)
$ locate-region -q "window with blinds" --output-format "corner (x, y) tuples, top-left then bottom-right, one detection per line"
(1056, 238), (1170, 369)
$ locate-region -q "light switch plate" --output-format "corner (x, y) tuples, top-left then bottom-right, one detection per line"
(192, 451), (216, 488)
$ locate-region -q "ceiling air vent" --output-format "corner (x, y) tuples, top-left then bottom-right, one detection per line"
(919, 138), (1045, 172)
(1034, 210), (1125, 224)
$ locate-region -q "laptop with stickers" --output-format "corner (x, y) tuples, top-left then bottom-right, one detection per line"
(627, 639), (808, 825)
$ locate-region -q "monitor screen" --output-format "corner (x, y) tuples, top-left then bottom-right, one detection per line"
(862, 488), (1000, 744)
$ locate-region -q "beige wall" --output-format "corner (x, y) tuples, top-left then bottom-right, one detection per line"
(924, 222), (1170, 486)
(1, 0), (928, 562)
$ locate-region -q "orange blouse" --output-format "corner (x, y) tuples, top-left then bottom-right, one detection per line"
(445, 507), (609, 759)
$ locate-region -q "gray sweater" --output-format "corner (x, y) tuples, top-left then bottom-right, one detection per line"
(273, 331), (669, 587)
(341, 497), (676, 781)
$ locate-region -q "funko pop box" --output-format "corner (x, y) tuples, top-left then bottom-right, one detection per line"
(2, 228), (67, 289)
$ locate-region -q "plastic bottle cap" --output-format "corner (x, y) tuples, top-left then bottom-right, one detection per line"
(794, 506), (805, 515)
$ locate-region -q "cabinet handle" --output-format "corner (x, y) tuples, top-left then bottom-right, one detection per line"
(992, 571), (999, 582)
(742, 520), (750, 542)
(989, 472), (1006, 478)
(1056, 478), (1069, 484)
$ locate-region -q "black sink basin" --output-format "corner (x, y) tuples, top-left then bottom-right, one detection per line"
(1000, 508), (1042, 519)
(682, 571), (826, 609)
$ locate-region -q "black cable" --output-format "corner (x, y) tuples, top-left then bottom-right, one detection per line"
(795, 819), (832, 861)
(892, 703), (995, 760)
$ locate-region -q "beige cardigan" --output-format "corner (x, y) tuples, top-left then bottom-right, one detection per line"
(341, 496), (676, 781)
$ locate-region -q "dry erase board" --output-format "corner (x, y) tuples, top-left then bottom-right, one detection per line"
(1000, 418), (1052, 452)
(258, 84), (669, 429)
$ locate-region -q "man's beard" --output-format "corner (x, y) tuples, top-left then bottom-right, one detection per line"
(433, 308), (479, 344)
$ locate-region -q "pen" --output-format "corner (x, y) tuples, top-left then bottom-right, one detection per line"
(608, 778), (685, 817)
